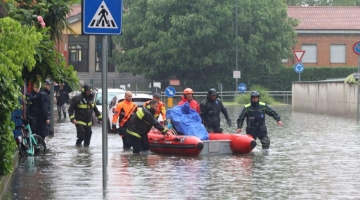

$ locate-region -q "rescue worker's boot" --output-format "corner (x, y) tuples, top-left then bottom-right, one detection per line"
(63, 112), (66, 119)
(57, 111), (61, 120)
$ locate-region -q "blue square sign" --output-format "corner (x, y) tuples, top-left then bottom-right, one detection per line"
(82, 0), (122, 35)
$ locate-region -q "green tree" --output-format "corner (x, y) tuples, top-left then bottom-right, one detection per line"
(0, 17), (42, 175)
(6, 0), (79, 86)
(112, 0), (297, 90)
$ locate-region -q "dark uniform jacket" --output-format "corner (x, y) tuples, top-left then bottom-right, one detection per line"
(55, 89), (69, 106)
(126, 106), (167, 138)
(68, 93), (102, 126)
(237, 102), (281, 138)
(26, 90), (50, 137)
(200, 98), (230, 130)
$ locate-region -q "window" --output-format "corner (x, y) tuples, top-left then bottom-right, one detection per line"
(330, 44), (346, 63)
(68, 35), (89, 72)
(95, 36), (115, 72)
(301, 44), (317, 63)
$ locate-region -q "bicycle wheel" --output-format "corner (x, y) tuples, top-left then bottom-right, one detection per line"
(33, 135), (46, 155)
(18, 143), (27, 158)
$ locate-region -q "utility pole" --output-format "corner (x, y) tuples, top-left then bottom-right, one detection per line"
(235, 0), (238, 91)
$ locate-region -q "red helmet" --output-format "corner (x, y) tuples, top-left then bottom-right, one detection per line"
(183, 88), (193, 95)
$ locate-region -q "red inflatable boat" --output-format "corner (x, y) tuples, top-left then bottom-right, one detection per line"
(208, 133), (256, 154)
(148, 129), (256, 156)
(148, 129), (204, 156)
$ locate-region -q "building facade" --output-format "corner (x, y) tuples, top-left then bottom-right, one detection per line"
(59, 6), (360, 89)
(285, 6), (360, 67)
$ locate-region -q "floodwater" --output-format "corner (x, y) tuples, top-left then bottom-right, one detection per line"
(3, 105), (360, 199)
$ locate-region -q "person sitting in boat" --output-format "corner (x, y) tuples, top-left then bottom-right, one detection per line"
(167, 102), (209, 140)
(236, 91), (283, 150)
(126, 100), (169, 153)
(143, 93), (167, 124)
(200, 88), (232, 133)
(178, 88), (200, 113)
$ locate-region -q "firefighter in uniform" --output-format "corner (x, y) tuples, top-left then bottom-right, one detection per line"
(68, 84), (102, 147)
(143, 93), (167, 123)
(126, 100), (168, 153)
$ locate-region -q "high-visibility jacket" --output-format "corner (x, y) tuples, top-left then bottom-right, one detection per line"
(68, 93), (102, 126)
(126, 106), (167, 138)
(143, 100), (166, 120)
(178, 96), (200, 113)
(112, 100), (138, 127)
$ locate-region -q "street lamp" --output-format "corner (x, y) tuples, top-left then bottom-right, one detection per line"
(235, 0), (238, 91)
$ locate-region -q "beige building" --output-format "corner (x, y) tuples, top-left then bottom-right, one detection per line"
(57, 4), (146, 90)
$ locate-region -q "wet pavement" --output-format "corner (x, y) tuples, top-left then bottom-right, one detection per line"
(3, 105), (360, 199)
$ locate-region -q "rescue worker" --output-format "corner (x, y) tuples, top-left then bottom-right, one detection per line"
(112, 91), (138, 149)
(178, 88), (200, 113)
(200, 88), (232, 133)
(40, 80), (52, 137)
(126, 100), (169, 153)
(143, 93), (167, 123)
(68, 84), (102, 147)
(55, 83), (70, 120)
(27, 81), (51, 140)
(236, 91), (283, 150)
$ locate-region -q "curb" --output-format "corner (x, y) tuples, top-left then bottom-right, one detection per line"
(0, 152), (19, 199)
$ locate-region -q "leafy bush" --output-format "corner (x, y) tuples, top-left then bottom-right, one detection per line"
(0, 17), (41, 175)
(235, 85), (275, 105)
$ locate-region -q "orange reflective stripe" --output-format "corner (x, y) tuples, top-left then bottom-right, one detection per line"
(119, 103), (137, 127)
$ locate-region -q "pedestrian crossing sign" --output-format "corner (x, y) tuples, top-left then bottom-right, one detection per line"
(82, 0), (122, 35)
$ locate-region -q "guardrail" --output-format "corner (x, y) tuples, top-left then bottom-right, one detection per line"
(69, 90), (292, 104)
(155, 91), (292, 104)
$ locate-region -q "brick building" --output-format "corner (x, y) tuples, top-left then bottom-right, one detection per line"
(285, 6), (360, 67)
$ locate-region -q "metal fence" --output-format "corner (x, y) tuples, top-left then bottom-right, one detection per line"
(140, 90), (292, 104)
(69, 90), (292, 104)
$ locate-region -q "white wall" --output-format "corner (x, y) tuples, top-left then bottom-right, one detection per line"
(292, 81), (358, 118)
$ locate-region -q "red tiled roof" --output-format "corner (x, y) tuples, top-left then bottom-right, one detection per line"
(68, 4), (81, 18)
(287, 6), (360, 30)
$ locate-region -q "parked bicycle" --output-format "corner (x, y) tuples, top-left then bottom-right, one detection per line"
(14, 116), (46, 157)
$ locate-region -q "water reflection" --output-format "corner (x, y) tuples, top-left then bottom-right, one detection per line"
(4, 105), (360, 199)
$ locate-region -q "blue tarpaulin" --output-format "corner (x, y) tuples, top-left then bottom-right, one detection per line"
(166, 102), (209, 140)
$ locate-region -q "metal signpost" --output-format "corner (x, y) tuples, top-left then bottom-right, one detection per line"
(82, 0), (122, 190)
(233, 71), (241, 95)
(238, 83), (247, 104)
(165, 86), (176, 108)
(293, 50), (305, 81)
(352, 41), (360, 122)
(294, 62), (304, 81)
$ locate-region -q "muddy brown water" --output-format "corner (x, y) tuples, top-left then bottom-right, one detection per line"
(3, 105), (360, 199)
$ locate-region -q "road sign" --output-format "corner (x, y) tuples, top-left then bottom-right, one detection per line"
(233, 71), (241, 79)
(353, 41), (360, 55)
(83, 0), (122, 35)
(165, 86), (176, 98)
(293, 50), (305, 62)
(238, 83), (247, 93)
(354, 72), (360, 80)
(294, 62), (304, 73)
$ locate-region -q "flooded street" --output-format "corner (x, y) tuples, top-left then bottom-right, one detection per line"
(3, 105), (360, 199)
